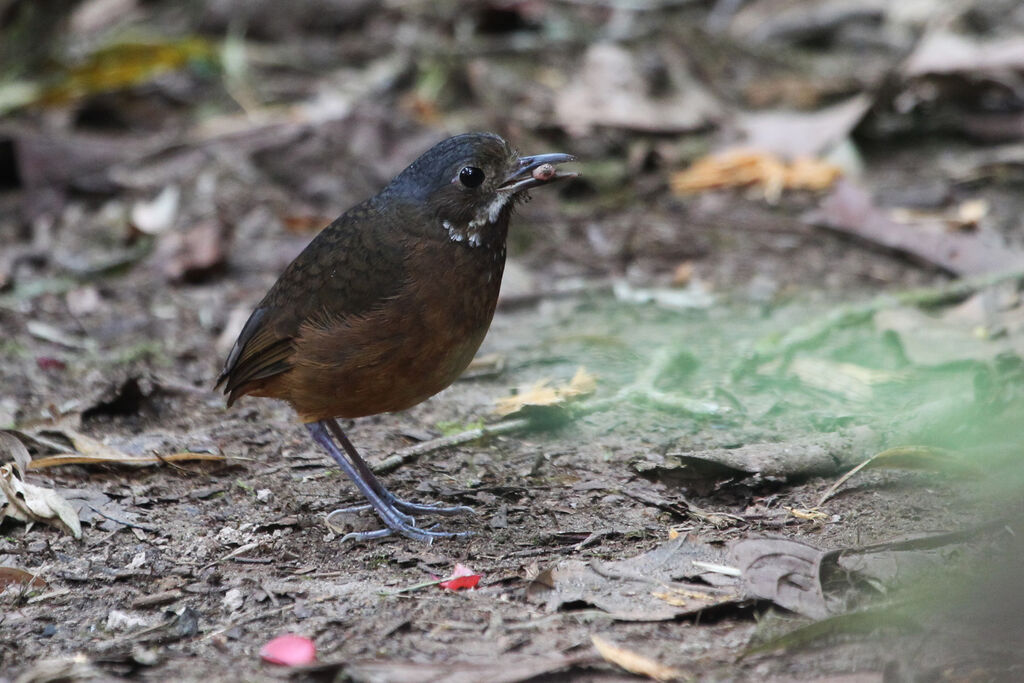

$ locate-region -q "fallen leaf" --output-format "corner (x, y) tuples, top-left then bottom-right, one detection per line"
(591, 635), (684, 681)
(495, 367), (596, 417)
(0, 565), (47, 589)
(730, 538), (830, 619)
(0, 463), (82, 538)
(29, 451), (226, 469)
(635, 426), (881, 482)
(157, 219), (228, 283)
(805, 180), (1024, 276)
(530, 534), (740, 620)
(671, 149), (841, 202)
(736, 94), (872, 159)
(260, 634), (317, 667)
(439, 563), (481, 591)
(0, 430), (32, 471)
(37, 39), (216, 107)
(556, 43), (721, 135)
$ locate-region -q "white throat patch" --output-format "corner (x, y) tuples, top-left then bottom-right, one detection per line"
(442, 194), (511, 247)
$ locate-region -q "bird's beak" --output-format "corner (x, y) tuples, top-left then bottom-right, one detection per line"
(499, 153), (579, 193)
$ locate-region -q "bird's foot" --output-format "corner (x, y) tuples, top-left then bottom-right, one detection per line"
(339, 521), (473, 544)
(327, 495), (475, 543)
(328, 494), (474, 520)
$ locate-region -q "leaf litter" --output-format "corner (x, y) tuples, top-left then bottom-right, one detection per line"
(3, 1), (1024, 681)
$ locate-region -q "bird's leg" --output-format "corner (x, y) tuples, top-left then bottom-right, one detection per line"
(325, 419), (475, 518)
(307, 421), (472, 543)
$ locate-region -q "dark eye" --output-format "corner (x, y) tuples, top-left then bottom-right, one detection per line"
(459, 166), (485, 188)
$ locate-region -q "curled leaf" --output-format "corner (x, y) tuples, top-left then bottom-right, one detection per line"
(0, 464), (82, 539)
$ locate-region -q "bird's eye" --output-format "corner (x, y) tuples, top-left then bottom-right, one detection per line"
(458, 166), (485, 188)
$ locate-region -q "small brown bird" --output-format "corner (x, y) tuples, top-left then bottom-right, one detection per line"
(217, 133), (576, 542)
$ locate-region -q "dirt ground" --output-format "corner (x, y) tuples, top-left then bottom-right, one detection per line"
(3, 1), (1024, 682)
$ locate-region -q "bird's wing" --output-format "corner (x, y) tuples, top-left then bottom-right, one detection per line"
(216, 201), (409, 404)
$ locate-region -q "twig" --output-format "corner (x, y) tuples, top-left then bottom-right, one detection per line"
(375, 347), (726, 476)
(373, 418), (530, 474)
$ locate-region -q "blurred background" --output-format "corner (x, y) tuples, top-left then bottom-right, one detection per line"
(2, 0), (1024, 680)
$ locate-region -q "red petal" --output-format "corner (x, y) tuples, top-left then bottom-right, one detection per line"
(260, 634), (316, 666)
(36, 357), (66, 370)
(439, 563), (481, 590)
(440, 574), (481, 590)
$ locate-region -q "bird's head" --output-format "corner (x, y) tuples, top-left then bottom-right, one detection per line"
(384, 133), (577, 248)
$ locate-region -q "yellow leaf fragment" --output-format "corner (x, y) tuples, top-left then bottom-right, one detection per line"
(39, 39), (216, 106)
(670, 148), (841, 202)
(786, 507), (829, 521)
(591, 635), (685, 681)
(494, 367), (597, 417)
(652, 587), (721, 607)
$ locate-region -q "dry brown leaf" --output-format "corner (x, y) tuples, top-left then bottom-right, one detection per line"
(494, 367), (596, 417)
(671, 149), (841, 202)
(0, 464), (82, 538)
(29, 451), (226, 469)
(22, 426), (226, 469)
(591, 635), (685, 681)
(0, 431), (32, 471)
(0, 565), (47, 589)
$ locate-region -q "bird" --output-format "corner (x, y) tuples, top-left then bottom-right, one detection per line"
(216, 133), (577, 542)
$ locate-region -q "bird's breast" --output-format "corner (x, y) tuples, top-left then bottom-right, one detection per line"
(283, 235), (506, 421)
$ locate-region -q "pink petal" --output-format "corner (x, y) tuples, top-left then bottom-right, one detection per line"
(260, 634), (316, 666)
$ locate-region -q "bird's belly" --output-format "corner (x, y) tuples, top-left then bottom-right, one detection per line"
(283, 244), (504, 421)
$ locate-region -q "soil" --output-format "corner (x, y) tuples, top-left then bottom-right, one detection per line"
(2, 2), (1023, 681)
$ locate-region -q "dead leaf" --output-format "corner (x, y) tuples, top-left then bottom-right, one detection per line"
(0, 430), (32, 471)
(636, 425), (880, 482)
(0, 463), (82, 538)
(736, 94), (872, 159)
(806, 180), (1024, 276)
(530, 534), (740, 620)
(156, 219), (228, 283)
(730, 538), (830, 619)
(671, 149), (841, 202)
(494, 367), (596, 417)
(37, 39), (216, 107)
(591, 635), (684, 681)
(0, 565), (47, 589)
(29, 451), (226, 469)
(556, 42), (721, 135)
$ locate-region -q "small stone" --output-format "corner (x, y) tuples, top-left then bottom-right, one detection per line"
(222, 587), (244, 613)
(106, 609), (152, 631)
